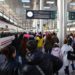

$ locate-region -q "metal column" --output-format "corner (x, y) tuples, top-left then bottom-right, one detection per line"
(39, 0), (43, 32)
(32, 0), (38, 32)
(57, 0), (67, 46)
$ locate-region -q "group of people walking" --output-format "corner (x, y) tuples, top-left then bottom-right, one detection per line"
(0, 32), (75, 75)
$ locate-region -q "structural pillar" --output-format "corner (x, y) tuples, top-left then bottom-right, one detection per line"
(39, 0), (43, 32)
(57, 0), (67, 46)
(32, 0), (39, 32)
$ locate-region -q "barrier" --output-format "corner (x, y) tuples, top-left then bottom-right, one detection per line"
(0, 36), (15, 50)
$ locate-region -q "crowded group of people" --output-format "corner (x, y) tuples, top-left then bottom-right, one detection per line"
(0, 32), (75, 75)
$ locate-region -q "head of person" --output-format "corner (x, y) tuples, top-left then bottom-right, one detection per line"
(53, 43), (59, 47)
(64, 39), (68, 44)
(46, 33), (52, 41)
(18, 34), (23, 40)
(70, 33), (73, 36)
(2, 45), (16, 60)
(8, 46), (16, 59)
(26, 40), (37, 52)
(38, 32), (43, 38)
(52, 32), (56, 36)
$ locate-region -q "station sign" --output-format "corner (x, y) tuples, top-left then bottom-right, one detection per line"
(26, 10), (56, 19)
(69, 11), (75, 20)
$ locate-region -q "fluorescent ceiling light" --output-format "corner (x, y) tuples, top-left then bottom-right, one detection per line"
(70, 2), (75, 6)
(14, 22), (17, 25)
(22, 0), (30, 2)
(46, 1), (54, 4)
(3, 15), (9, 20)
(0, 0), (5, 1)
(0, 12), (3, 16)
(10, 19), (13, 23)
(44, 6), (50, 9)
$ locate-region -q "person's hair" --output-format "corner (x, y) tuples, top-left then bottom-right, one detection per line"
(52, 32), (56, 36)
(26, 40), (37, 52)
(64, 39), (68, 44)
(1, 45), (16, 59)
(46, 33), (53, 43)
(70, 33), (73, 36)
(8, 45), (16, 58)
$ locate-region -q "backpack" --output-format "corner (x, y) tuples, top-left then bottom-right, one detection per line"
(72, 41), (75, 51)
(67, 51), (75, 60)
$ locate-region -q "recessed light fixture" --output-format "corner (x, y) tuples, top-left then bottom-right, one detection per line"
(22, 0), (30, 3)
(44, 6), (50, 9)
(0, 0), (5, 1)
(46, 1), (54, 4)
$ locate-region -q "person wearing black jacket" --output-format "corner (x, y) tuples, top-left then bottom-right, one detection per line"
(22, 40), (63, 75)
(0, 45), (21, 75)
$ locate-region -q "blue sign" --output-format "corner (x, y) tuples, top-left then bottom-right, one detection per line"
(26, 10), (56, 19)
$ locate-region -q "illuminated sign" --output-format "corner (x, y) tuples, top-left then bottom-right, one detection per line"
(26, 10), (56, 19)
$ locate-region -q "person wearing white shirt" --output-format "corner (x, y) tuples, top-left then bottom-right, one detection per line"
(61, 39), (73, 75)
